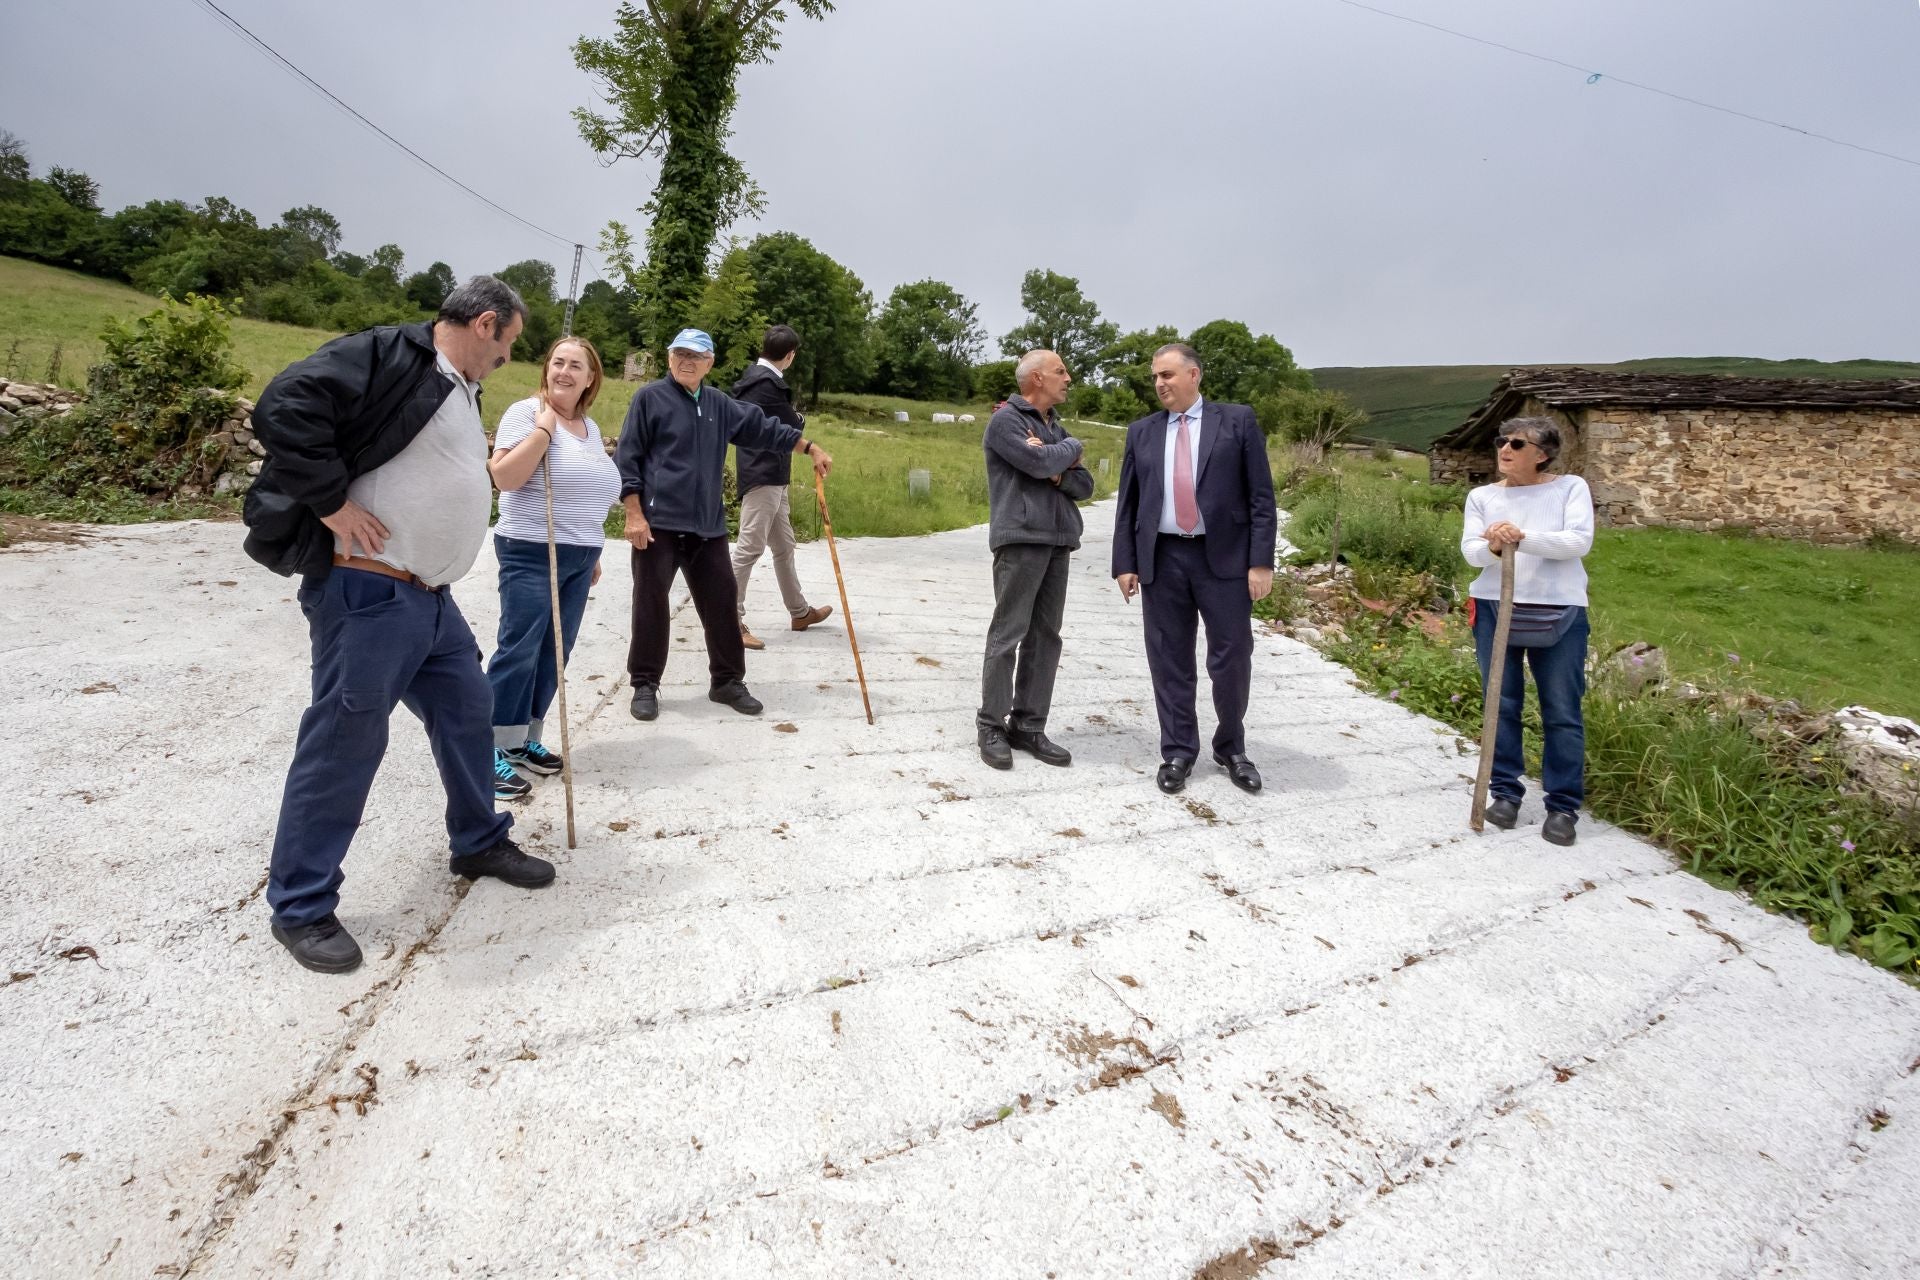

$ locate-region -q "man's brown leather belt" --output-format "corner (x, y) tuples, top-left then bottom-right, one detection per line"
(331, 553), (443, 592)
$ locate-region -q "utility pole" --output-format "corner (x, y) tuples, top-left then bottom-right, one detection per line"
(561, 243), (584, 337)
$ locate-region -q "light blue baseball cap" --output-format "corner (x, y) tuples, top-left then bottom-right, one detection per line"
(667, 328), (715, 355)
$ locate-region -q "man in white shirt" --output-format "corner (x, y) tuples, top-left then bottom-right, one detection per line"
(246, 277), (557, 975)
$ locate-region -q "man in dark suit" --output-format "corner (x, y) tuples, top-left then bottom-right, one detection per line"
(1112, 343), (1277, 795)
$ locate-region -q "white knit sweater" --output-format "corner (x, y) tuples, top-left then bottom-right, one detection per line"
(1460, 474), (1595, 606)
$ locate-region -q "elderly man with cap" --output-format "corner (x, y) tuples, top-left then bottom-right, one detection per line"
(615, 328), (834, 720)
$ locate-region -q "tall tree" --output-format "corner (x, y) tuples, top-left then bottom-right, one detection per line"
(45, 167), (100, 213)
(743, 231), (870, 404)
(403, 261), (457, 312)
(1185, 319), (1310, 404)
(573, 1), (833, 356)
(999, 268), (1118, 380)
(691, 241), (765, 386)
(0, 130), (30, 188)
(278, 205), (342, 261)
(872, 279), (985, 401)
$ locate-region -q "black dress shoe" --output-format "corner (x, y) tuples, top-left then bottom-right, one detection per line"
(1542, 811), (1578, 846)
(709, 680), (764, 715)
(271, 913), (364, 974)
(1007, 728), (1071, 767)
(629, 681), (659, 721)
(450, 836), (557, 888)
(1157, 757), (1194, 794)
(1213, 751), (1262, 793)
(1484, 797), (1519, 830)
(978, 724), (1014, 770)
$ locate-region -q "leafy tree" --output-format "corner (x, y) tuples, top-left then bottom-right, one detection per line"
(871, 279), (984, 401)
(1252, 386), (1366, 446)
(0, 179), (102, 268)
(569, 277), (637, 367)
(404, 261), (457, 312)
(45, 167), (100, 213)
(973, 359), (1017, 403)
(0, 130), (27, 188)
(497, 258), (563, 361)
(572, 0), (834, 356)
(691, 241), (765, 386)
(742, 231), (870, 404)
(331, 250), (369, 278)
(277, 205), (342, 261)
(1101, 324), (1182, 406)
(1186, 319), (1310, 404)
(999, 268), (1117, 380)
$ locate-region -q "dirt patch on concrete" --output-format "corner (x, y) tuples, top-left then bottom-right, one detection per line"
(0, 514), (91, 551)
(1191, 1241), (1284, 1279)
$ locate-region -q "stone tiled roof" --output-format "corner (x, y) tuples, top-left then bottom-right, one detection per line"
(1435, 368), (1920, 450)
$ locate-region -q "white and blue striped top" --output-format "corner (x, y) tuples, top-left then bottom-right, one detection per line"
(491, 396), (623, 548)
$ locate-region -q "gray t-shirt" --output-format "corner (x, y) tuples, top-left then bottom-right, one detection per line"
(337, 351), (493, 587)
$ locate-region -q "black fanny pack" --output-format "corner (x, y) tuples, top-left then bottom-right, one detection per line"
(1505, 603), (1579, 648)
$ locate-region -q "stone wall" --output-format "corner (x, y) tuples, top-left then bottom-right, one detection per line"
(0, 377), (263, 498)
(1583, 405), (1920, 543)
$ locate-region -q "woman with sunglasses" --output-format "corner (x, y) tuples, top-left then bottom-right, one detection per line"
(1460, 417), (1595, 845)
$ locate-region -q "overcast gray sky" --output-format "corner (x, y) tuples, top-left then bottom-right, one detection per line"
(4, 0), (1914, 367)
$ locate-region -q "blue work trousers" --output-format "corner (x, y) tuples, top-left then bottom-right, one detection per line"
(488, 535), (599, 745)
(1472, 601), (1589, 815)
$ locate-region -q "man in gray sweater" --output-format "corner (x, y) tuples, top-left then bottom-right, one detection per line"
(977, 350), (1095, 769)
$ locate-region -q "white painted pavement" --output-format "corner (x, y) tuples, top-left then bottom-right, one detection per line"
(2, 505), (1916, 1279)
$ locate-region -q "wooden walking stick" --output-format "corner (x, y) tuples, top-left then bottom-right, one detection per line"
(541, 452), (578, 849)
(1470, 546), (1517, 832)
(813, 471), (874, 725)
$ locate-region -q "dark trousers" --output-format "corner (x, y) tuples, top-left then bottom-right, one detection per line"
(978, 543), (1071, 734)
(1472, 602), (1588, 814)
(1142, 536), (1253, 761)
(627, 532), (746, 689)
(488, 535), (600, 744)
(268, 568), (512, 929)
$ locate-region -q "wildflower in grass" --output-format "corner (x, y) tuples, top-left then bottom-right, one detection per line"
(1841, 838), (1856, 852)
(1726, 652), (1741, 664)
(1390, 689), (1402, 701)
(1450, 693), (1462, 703)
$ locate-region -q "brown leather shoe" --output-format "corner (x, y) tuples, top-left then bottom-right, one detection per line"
(791, 604), (833, 632)
(740, 625), (766, 651)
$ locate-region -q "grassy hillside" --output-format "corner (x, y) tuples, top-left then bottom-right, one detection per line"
(1313, 355), (1920, 451)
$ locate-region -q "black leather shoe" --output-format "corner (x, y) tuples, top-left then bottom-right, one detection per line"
(629, 681), (659, 721)
(1157, 757), (1194, 794)
(1007, 727), (1071, 767)
(1213, 751), (1263, 793)
(709, 680), (764, 716)
(1485, 798), (1519, 830)
(978, 724), (1014, 770)
(450, 837), (556, 888)
(1542, 811), (1578, 846)
(271, 914), (363, 974)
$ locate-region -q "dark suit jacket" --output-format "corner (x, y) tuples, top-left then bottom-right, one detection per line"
(1111, 400), (1277, 584)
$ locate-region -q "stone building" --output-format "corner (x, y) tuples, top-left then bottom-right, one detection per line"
(1430, 369), (1920, 544)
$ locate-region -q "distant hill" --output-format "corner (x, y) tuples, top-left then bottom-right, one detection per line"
(1311, 356), (1920, 451)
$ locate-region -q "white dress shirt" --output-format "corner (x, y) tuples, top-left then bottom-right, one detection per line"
(1158, 397), (1206, 535)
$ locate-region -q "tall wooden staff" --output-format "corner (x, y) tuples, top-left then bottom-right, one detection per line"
(541, 453), (578, 848)
(1469, 546), (1515, 832)
(813, 472), (873, 724)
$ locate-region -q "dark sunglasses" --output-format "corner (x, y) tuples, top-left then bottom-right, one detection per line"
(1495, 436), (1536, 451)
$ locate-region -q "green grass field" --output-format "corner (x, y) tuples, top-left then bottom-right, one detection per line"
(1312, 355), (1920, 451)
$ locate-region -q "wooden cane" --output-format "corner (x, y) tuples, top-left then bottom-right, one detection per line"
(1470, 546), (1516, 832)
(541, 450), (578, 849)
(813, 471), (874, 725)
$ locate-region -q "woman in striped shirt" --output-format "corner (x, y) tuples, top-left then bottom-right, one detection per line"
(485, 337), (623, 799)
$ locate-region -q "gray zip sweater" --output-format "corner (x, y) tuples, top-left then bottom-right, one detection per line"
(984, 395), (1095, 552)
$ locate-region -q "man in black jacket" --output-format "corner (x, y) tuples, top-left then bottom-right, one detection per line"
(616, 328), (834, 721)
(729, 324), (834, 651)
(242, 276), (556, 975)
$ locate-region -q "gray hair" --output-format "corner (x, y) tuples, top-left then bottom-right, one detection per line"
(1500, 415), (1562, 469)
(1153, 341), (1203, 373)
(438, 275), (528, 331)
(1015, 349), (1053, 391)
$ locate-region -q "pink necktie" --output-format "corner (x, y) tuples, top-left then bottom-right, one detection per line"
(1173, 414), (1199, 533)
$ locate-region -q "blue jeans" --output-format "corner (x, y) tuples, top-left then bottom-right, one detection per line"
(268, 569), (511, 928)
(488, 535), (600, 746)
(1472, 601), (1588, 815)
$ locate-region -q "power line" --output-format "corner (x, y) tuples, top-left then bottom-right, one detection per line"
(1327, 0), (1920, 171)
(182, 0), (592, 248)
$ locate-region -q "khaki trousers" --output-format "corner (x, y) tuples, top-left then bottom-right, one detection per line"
(732, 485), (810, 620)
